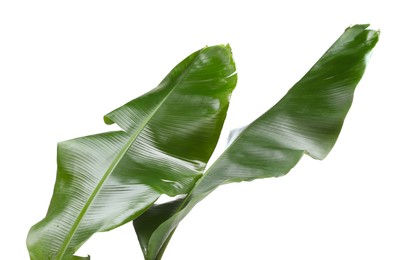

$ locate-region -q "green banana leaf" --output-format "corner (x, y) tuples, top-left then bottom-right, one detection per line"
(27, 45), (237, 260)
(133, 24), (379, 260)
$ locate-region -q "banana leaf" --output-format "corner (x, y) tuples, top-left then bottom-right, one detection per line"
(133, 25), (379, 260)
(27, 45), (237, 260)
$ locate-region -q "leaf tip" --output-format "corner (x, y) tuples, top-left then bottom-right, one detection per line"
(346, 23), (370, 30)
(103, 114), (114, 125)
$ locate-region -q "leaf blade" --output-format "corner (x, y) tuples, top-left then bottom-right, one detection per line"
(27, 45), (237, 260)
(133, 25), (379, 260)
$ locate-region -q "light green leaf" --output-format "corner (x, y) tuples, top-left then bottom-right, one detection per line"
(133, 24), (379, 260)
(27, 45), (237, 260)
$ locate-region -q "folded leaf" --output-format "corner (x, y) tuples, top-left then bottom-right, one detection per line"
(27, 45), (237, 260)
(133, 198), (185, 259)
(133, 24), (379, 260)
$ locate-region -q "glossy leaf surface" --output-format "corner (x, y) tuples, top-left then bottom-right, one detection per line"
(27, 45), (237, 260)
(133, 25), (379, 260)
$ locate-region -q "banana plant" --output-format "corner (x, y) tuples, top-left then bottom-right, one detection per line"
(27, 45), (238, 259)
(132, 24), (379, 260)
(27, 24), (379, 260)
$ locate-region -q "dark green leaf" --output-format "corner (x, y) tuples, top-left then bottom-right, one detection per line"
(133, 24), (379, 260)
(27, 45), (237, 260)
(133, 198), (184, 258)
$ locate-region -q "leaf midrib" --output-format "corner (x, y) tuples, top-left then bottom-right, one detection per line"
(56, 49), (204, 260)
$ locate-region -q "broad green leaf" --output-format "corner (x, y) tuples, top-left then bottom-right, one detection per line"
(133, 24), (379, 260)
(27, 45), (237, 260)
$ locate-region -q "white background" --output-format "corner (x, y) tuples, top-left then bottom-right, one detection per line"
(1, 0), (405, 259)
